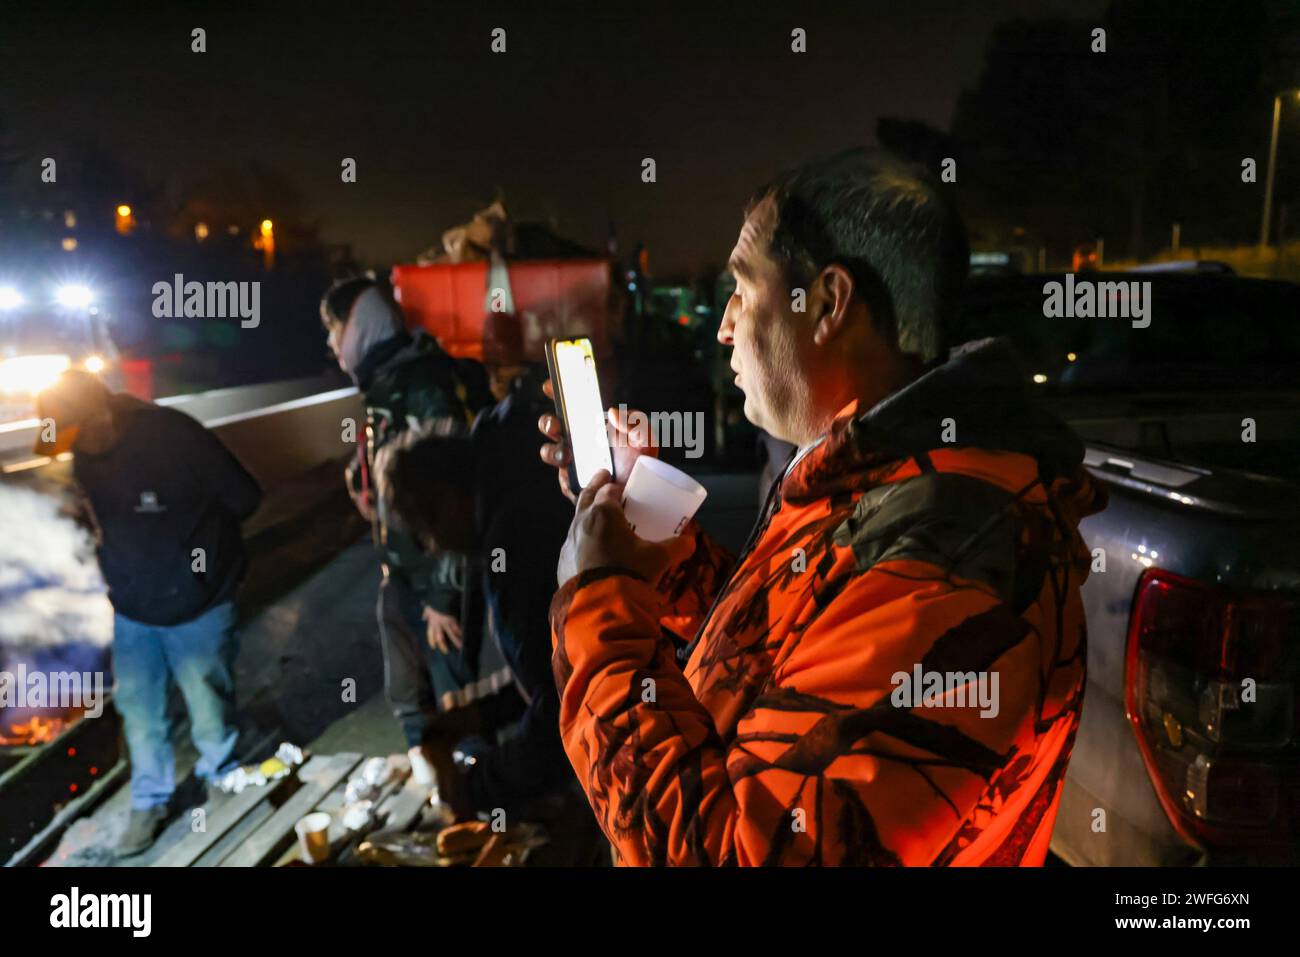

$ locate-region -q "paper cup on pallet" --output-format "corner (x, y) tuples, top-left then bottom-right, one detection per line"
(295, 812), (332, 864)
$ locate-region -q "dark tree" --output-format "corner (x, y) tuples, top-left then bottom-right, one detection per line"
(952, 0), (1299, 259)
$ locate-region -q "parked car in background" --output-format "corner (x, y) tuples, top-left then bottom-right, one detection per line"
(957, 273), (1300, 865)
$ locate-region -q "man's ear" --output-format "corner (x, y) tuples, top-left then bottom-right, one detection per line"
(810, 263), (858, 346)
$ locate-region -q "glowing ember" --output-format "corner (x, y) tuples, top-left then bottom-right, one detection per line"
(0, 713), (75, 747)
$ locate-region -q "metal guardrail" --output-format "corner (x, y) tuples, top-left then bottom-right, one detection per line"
(207, 385), (364, 490)
(1, 375), (361, 476)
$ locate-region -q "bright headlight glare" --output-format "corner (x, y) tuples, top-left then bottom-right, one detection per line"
(55, 284), (94, 308)
(0, 354), (72, 394)
(0, 286), (22, 310)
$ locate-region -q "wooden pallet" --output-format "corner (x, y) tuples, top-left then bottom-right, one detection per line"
(146, 750), (597, 867)
(147, 752), (434, 868)
(269, 756), (423, 867)
(219, 752), (365, 867)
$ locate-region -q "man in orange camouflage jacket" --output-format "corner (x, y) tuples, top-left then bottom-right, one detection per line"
(540, 149), (1106, 866)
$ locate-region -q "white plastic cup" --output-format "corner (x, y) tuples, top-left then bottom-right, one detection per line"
(295, 811), (332, 864)
(621, 456), (708, 542)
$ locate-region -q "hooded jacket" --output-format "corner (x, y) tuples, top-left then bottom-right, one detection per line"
(349, 330), (493, 602)
(550, 338), (1107, 866)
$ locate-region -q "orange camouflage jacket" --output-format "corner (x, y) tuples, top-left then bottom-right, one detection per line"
(550, 338), (1107, 865)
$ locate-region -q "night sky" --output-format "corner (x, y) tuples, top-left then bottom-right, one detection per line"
(3, 0), (1109, 274)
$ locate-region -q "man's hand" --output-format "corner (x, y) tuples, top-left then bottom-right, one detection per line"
(422, 606), (463, 655)
(537, 379), (657, 503)
(557, 469), (692, 586)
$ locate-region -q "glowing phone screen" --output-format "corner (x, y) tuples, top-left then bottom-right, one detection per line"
(554, 338), (614, 488)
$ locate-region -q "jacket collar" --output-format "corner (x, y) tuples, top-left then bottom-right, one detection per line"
(785, 337), (1086, 502)
(353, 331), (419, 390)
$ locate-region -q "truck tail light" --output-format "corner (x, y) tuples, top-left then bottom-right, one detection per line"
(1125, 569), (1299, 859)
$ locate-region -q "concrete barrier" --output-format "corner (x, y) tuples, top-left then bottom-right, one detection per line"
(1, 375), (358, 475)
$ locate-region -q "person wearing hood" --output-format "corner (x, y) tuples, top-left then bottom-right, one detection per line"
(34, 371), (262, 857)
(319, 278), (495, 781)
(540, 150), (1107, 865)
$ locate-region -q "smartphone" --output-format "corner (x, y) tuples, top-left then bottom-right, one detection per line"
(545, 336), (614, 490)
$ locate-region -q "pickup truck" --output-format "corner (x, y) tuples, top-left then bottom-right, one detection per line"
(956, 272), (1300, 865)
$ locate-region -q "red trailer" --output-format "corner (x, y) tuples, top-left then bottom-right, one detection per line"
(390, 258), (616, 363)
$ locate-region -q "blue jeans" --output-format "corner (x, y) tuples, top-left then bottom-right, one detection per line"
(111, 601), (240, 810)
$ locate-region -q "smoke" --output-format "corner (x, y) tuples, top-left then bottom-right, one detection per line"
(0, 483), (112, 649)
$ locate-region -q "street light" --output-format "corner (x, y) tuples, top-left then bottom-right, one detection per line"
(114, 203), (136, 236)
(259, 218), (275, 269)
(1260, 89), (1300, 247)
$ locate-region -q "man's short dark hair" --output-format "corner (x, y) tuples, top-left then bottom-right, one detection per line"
(375, 420), (476, 546)
(747, 148), (969, 363)
(320, 276), (376, 328)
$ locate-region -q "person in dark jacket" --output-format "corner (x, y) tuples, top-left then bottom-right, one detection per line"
(320, 278), (495, 782)
(375, 372), (574, 818)
(35, 371), (262, 857)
